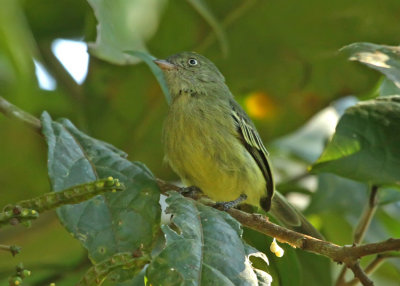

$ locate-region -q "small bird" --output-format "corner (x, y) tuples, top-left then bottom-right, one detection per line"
(154, 52), (322, 239)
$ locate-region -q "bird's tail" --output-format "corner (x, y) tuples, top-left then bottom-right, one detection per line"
(269, 191), (323, 240)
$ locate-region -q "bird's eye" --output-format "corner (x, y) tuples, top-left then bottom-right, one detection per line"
(188, 58), (198, 66)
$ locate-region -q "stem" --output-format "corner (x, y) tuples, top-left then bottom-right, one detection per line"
(0, 96), (42, 132)
(344, 254), (400, 286)
(354, 186), (379, 244)
(0, 244), (21, 256)
(0, 178), (124, 228)
(348, 262), (374, 286)
(336, 185), (379, 286)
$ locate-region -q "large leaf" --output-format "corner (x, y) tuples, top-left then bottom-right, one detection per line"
(273, 96), (358, 163)
(341, 42), (400, 88)
(380, 77), (400, 97)
(87, 0), (167, 64)
(311, 96), (400, 186)
(146, 192), (271, 286)
(41, 112), (160, 280)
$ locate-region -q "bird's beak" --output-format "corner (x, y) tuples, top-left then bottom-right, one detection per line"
(153, 59), (176, 71)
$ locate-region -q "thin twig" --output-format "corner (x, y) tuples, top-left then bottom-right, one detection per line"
(0, 244), (21, 256)
(336, 185), (379, 286)
(0, 96), (42, 132)
(336, 267), (349, 286)
(348, 262), (374, 286)
(354, 185), (379, 244)
(344, 253), (400, 286)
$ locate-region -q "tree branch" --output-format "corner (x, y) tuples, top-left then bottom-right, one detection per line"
(348, 262), (373, 286)
(344, 253), (400, 286)
(157, 179), (400, 286)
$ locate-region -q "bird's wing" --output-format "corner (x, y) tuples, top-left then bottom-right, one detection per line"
(230, 99), (274, 211)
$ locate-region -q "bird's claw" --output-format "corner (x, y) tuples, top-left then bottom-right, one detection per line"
(214, 194), (248, 211)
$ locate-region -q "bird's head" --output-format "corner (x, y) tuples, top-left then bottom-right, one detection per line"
(154, 52), (226, 98)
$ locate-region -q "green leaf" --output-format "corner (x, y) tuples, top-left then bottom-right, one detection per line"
(40, 112), (161, 281)
(379, 186), (400, 205)
(125, 51), (171, 104)
(341, 42), (400, 88)
(146, 192), (271, 286)
(273, 96), (358, 163)
(306, 174), (368, 216)
(186, 0), (228, 55)
(311, 96), (400, 186)
(87, 0), (167, 64)
(381, 77), (400, 97)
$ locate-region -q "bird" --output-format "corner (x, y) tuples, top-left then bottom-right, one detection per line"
(154, 51), (322, 239)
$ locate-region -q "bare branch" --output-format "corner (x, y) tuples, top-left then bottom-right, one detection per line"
(348, 262), (374, 286)
(345, 253), (400, 286)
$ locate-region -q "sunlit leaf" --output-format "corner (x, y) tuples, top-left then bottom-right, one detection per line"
(311, 96), (400, 186)
(41, 112), (161, 281)
(379, 186), (400, 205)
(146, 192), (271, 286)
(341, 42), (400, 88)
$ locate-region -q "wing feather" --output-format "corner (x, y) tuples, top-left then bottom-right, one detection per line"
(230, 100), (274, 211)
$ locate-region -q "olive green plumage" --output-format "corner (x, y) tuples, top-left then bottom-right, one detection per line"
(155, 51), (322, 239)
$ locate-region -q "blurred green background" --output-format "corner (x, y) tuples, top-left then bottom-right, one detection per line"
(1, 0), (400, 285)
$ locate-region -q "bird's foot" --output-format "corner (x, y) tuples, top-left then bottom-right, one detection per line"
(214, 194), (247, 211)
(179, 185), (203, 199)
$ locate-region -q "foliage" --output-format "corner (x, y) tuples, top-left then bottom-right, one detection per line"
(311, 96), (400, 186)
(1, 0), (400, 285)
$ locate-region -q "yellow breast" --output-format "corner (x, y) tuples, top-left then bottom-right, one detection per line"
(162, 95), (266, 207)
